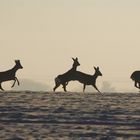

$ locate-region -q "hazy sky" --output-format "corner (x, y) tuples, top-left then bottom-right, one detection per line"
(0, 0), (140, 91)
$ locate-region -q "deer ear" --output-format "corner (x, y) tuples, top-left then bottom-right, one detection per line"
(97, 67), (99, 70)
(72, 57), (75, 61)
(76, 57), (78, 60)
(15, 60), (20, 63)
(94, 66), (97, 70)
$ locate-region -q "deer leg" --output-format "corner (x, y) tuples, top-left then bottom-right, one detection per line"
(53, 83), (60, 91)
(53, 77), (61, 92)
(65, 82), (69, 86)
(92, 84), (101, 93)
(62, 83), (67, 92)
(138, 82), (140, 89)
(83, 84), (86, 92)
(134, 81), (139, 88)
(0, 83), (4, 91)
(11, 77), (19, 88)
(15, 77), (20, 85)
(11, 79), (16, 88)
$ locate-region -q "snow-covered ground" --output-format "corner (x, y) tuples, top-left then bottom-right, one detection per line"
(0, 91), (140, 140)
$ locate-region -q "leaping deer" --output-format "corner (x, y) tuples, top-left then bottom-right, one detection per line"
(130, 71), (140, 89)
(53, 57), (80, 92)
(71, 66), (102, 93)
(0, 60), (23, 91)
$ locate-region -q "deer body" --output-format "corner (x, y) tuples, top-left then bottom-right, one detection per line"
(71, 67), (102, 93)
(74, 71), (97, 85)
(0, 60), (23, 91)
(130, 71), (140, 89)
(53, 57), (80, 92)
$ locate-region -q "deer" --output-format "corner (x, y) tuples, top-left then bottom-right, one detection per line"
(130, 71), (140, 89)
(53, 57), (80, 92)
(0, 60), (23, 91)
(72, 66), (102, 93)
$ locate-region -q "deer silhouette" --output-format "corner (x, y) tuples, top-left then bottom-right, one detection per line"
(0, 60), (23, 91)
(72, 66), (102, 93)
(130, 71), (140, 89)
(53, 57), (80, 92)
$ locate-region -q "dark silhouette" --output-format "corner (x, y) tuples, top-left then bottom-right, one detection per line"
(0, 60), (23, 91)
(53, 57), (80, 92)
(72, 67), (102, 93)
(130, 71), (140, 89)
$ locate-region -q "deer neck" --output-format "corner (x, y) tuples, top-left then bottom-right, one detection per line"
(11, 65), (19, 73)
(93, 72), (99, 80)
(71, 65), (78, 71)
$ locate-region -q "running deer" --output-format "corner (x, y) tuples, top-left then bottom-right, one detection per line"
(53, 57), (80, 92)
(0, 60), (23, 91)
(73, 66), (102, 93)
(130, 71), (140, 89)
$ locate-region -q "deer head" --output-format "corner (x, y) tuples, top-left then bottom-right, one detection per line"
(72, 57), (80, 68)
(94, 66), (102, 76)
(15, 60), (23, 69)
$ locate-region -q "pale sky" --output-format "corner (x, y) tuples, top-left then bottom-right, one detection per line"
(0, 0), (140, 92)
